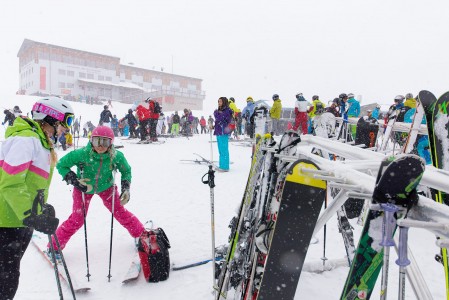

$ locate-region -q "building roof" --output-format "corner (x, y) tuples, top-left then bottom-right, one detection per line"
(78, 78), (145, 91)
(17, 39), (120, 60)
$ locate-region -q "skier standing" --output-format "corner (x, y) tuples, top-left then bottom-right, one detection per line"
(49, 126), (145, 252)
(293, 93), (308, 134)
(124, 109), (138, 139)
(241, 96), (256, 138)
(200, 116), (207, 134)
(171, 111), (180, 135)
(136, 102), (151, 143)
(269, 94), (282, 135)
(0, 97), (75, 299)
(146, 98), (160, 141)
(214, 97), (233, 171)
(99, 105), (113, 127)
(2, 109), (16, 126)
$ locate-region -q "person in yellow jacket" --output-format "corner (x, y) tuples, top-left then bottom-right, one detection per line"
(269, 94), (283, 135)
(229, 97), (242, 135)
(307, 95), (326, 118)
(404, 92), (416, 109)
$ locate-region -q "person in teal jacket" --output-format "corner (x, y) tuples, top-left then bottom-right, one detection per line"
(49, 126), (144, 251)
(0, 97), (75, 299)
(347, 93), (361, 138)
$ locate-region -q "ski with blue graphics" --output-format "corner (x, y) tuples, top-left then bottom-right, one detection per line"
(340, 154), (425, 300)
(31, 233), (90, 293)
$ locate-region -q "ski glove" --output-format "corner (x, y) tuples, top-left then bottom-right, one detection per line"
(63, 171), (93, 193)
(120, 180), (130, 205)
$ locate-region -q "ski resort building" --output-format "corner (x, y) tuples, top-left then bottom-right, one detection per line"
(17, 39), (206, 110)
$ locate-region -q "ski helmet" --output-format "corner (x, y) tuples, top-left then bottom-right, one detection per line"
(295, 93), (303, 99)
(246, 96), (254, 102)
(272, 94), (279, 100)
(104, 105), (108, 110)
(31, 97), (75, 128)
(332, 98), (340, 105)
(312, 95), (319, 100)
(339, 93), (347, 99)
(229, 97), (235, 102)
(405, 93), (414, 99)
(91, 126), (114, 146)
(128, 109), (133, 114)
(394, 95), (405, 103)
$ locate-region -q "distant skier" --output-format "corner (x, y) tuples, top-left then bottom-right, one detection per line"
(171, 111), (180, 135)
(269, 94), (283, 135)
(99, 105), (113, 127)
(293, 93), (308, 134)
(241, 96), (256, 138)
(2, 109), (16, 126)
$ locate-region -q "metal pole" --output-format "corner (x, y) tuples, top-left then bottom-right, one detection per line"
(107, 168), (117, 282)
(79, 164), (91, 281)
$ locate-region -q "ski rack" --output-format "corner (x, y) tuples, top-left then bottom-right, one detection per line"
(272, 136), (449, 300)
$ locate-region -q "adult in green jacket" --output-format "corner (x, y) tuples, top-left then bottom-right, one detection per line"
(50, 126), (144, 251)
(269, 94), (283, 135)
(0, 97), (74, 299)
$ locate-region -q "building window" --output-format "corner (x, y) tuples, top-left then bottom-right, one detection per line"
(67, 70), (75, 77)
(58, 69), (66, 75)
(87, 74), (94, 79)
(67, 83), (74, 88)
(105, 76), (112, 81)
(79, 72), (86, 78)
(58, 82), (66, 88)
(98, 75), (104, 81)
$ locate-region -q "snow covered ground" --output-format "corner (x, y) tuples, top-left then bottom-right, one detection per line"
(1, 95), (445, 299)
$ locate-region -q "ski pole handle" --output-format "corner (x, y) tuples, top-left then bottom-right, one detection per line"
(395, 226), (410, 267)
(380, 203), (397, 247)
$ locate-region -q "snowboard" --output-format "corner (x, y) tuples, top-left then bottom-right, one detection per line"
(355, 116), (379, 148)
(432, 91), (449, 299)
(340, 154), (425, 300)
(254, 159), (327, 300)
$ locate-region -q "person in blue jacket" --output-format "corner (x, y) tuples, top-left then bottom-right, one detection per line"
(241, 96), (256, 138)
(213, 97), (233, 171)
(347, 93), (361, 118)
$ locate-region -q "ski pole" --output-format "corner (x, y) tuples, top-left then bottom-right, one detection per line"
(322, 192), (328, 270)
(202, 129), (216, 295)
(107, 168), (117, 282)
(379, 203), (398, 300)
(53, 234), (77, 300)
(396, 226), (410, 300)
(47, 234), (64, 300)
(79, 164), (91, 282)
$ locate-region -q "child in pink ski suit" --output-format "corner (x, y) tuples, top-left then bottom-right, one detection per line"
(50, 126), (144, 250)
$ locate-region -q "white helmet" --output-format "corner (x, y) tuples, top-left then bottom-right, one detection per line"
(32, 97), (75, 128)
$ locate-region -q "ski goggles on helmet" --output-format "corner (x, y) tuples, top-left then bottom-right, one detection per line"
(32, 103), (75, 128)
(91, 136), (112, 148)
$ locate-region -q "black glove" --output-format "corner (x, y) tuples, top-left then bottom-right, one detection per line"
(64, 171), (92, 193)
(23, 204), (60, 234)
(120, 180), (130, 205)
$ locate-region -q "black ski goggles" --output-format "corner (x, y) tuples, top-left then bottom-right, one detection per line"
(91, 136), (112, 148)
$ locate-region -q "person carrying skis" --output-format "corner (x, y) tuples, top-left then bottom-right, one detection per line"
(241, 96), (256, 138)
(293, 93), (308, 134)
(214, 97), (233, 171)
(99, 105), (113, 127)
(269, 94), (282, 135)
(0, 97), (75, 300)
(49, 126), (145, 252)
(2, 109), (16, 126)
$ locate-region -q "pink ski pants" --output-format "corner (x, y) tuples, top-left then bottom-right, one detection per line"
(51, 186), (144, 250)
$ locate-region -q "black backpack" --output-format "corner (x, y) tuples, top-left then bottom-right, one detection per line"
(138, 228), (171, 282)
(152, 101), (162, 114)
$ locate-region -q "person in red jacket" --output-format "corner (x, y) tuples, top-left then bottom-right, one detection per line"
(135, 102), (151, 143)
(199, 116), (207, 134)
(146, 98), (160, 142)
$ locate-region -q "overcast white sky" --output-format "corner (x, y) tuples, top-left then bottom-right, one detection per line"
(1, 0), (449, 111)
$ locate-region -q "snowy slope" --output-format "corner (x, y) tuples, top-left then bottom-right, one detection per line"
(1, 95), (445, 299)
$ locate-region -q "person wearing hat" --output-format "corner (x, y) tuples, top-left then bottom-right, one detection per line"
(347, 93), (360, 118)
(372, 104), (381, 120)
(293, 93), (309, 134)
(2, 109), (16, 126)
(269, 94), (283, 135)
(404, 93), (417, 109)
(228, 97), (242, 136)
(171, 111), (181, 135)
(241, 96), (256, 138)
(99, 105), (113, 127)
(325, 98), (341, 117)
